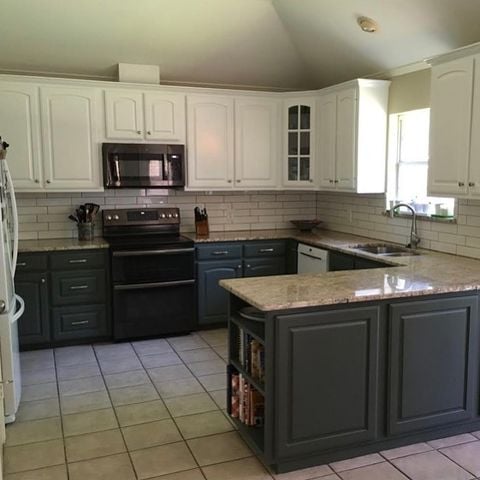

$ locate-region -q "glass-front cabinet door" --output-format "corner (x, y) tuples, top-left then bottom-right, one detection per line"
(284, 98), (315, 188)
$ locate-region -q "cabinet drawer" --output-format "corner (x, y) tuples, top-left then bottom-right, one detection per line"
(51, 270), (106, 306)
(196, 243), (242, 260)
(49, 250), (105, 271)
(244, 241), (286, 258)
(52, 305), (107, 340)
(16, 254), (48, 272)
(244, 257), (286, 277)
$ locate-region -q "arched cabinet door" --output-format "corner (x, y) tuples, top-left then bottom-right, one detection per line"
(428, 56), (473, 197)
(0, 83), (43, 190)
(186, 95), (235, 189)
(40, 86), (102, 190)
(283, 98), (315, 189)
(105, 90), (144, 140)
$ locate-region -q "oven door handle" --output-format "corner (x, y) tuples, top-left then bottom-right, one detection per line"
(114, 279), (195, 291)
(112, 248), (194, 257)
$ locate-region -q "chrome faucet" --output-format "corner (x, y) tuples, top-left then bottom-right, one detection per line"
(392, 203), (420, 249)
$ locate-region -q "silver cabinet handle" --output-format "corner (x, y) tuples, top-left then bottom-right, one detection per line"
(70, 285), (88, 290)
(71, 320), (89, 326)
(246, 264), (251, 268)
(114, 279), (195, 291)
(41, 278), (46, 283)
(17, 262), (27, 267)
(69, 259), (87, 264)
(237, 265), (242, 269)
(259, 248), (274, 253)
(211, 251), (229, 256)
(459, 181), (465, 187)
(469, 182), (475, 187)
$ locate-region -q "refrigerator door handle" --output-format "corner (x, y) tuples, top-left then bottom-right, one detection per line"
(5, 164), (18, 278)
(13, 295), (24, 322)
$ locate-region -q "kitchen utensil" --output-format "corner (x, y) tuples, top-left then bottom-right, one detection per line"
(68, 214), (79, 223)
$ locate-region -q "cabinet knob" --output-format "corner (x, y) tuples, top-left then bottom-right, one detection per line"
(334, 179), (339, 184)
(137, 130), (142, 135)
(329, 179), (334, 184)
(46, 180), (51, 184)
(41, 278), (46, 283)
(35, 179), (39, 183)
(246, 264), (251, 268)
(309, 179), (313, 183)
(227, 179), (232, 183)
(147, 131), (151, 135)
(237, 265), (242, 269)
(236, 180), (241, 183)
(469, 182), (475, 187)
(459, 181), (465, 187)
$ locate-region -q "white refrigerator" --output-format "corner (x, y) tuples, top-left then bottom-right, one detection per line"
(0, 137), (24, 424)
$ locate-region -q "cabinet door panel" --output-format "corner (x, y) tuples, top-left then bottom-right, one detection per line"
(144, 92), (185, 142)
(335, 88), (357, 191)
(52, 305), (107, 341)
(187, 95), (234, 188)
(40, 87), (101, 189)
(243, 257), (285, 277)
(105, 90), (144, 140)
(0, 84), (42, 189)
(388, 296), (478, 434)
(317, 93), (337, 189)
(15, 272), (50, 347)
(197, 260), (241, 326)
(234, 98), (278, 188)
(468, 55), (480, 196)
(51, 270), (106, 306)
(428, 57), (473, 196)
(275, 307), (380, 458)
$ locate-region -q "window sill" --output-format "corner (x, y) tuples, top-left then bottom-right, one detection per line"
(384, 211), (457, 224)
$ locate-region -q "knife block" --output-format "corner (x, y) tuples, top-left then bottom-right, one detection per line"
(195, 218), (209, 236)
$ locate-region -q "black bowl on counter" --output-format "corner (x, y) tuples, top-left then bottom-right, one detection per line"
(290, 219), (323, 232)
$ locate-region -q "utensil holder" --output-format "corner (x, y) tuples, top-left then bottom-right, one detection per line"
(195, 219), (209, 236)
(77, 223), (94, 241)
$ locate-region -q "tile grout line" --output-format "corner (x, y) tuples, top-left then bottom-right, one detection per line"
(92, 341), (141, 480)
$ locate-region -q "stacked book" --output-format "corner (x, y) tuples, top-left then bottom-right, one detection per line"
(231, 372), (264, 427)
(238, 332), (265, 383)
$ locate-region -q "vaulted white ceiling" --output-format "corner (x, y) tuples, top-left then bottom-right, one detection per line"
(2, 0), (480, 90)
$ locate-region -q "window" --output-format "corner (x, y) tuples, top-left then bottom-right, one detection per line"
(387, 108), (455, 217)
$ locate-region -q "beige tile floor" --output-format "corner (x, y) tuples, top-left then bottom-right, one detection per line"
(6, 328), (480, 480)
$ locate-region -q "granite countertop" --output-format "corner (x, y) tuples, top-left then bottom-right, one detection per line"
(18, 237), (110, 253)
(219, 229), (480, 311)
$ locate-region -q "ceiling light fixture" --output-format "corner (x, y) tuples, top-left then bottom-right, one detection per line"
(357, 16), (378, 33)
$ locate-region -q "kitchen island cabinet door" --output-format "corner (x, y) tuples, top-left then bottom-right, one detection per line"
(197, 260), (242, 326)
(388, 296), (478, 435)
(274, 306), (380, 458)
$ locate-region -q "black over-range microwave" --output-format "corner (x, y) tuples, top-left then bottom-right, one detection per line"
(102, 143), (185, 188)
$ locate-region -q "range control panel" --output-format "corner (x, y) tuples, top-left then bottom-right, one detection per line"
(102, 208), (180, 227)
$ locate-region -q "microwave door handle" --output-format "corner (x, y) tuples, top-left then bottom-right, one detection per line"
(114, 156), (120, 181)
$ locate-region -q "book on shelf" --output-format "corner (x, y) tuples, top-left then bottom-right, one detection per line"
(233, 326), (265, 383)
(230, 372), (264, 427)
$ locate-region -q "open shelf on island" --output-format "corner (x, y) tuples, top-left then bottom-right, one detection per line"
(230, 358), (265, 395)
(230, 314), (265, 344)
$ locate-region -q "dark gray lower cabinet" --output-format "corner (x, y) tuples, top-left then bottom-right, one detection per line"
(275, 306), (380, 458)
(243, 257), (285, 277)
(15, 272), (50, 346)
(329, 251), (355, 271)
(197, 260), (242, 326)
(388, 296), (478, 434)
(52, 305), (107, 341)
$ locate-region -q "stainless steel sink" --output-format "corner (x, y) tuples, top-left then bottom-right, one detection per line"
(351, 243), (420, 257)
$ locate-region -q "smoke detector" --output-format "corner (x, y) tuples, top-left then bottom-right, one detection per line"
(357, 16), (378, 33)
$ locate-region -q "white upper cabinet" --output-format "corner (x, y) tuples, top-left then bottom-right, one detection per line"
(427, 55), (480, 198)
(283, 98), (315, 188)
(105, 90), (144, 140)
(40, 86), (102, 190)
(187, 95), (234, 189)
(234, 97), (279, 188)
(317, 80), (389, 194)
(0, 83), (43, 190)
(105, 90), (185, 142)
(144, 92), (185, 142)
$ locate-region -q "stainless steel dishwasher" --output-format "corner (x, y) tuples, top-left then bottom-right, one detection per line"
(297, 243), (329, 273)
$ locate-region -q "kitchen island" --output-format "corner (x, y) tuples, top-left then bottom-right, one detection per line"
(220, 230), (480, 473)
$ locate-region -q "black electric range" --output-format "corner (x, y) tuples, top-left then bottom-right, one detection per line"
(103, 207), (195, 341)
